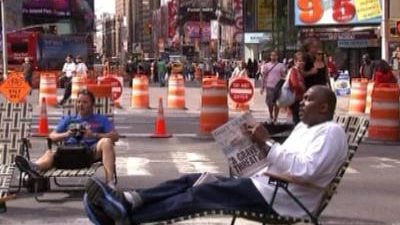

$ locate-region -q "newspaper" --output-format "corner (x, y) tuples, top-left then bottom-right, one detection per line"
(212, 112), (269, 177)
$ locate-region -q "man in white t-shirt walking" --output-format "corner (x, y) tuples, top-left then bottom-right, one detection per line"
(75, 55), (88, 77)
(59, 55), (77, 106)
(260, 50), (286, 123)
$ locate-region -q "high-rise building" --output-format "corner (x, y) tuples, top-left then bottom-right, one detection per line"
(112, 0), (159, 60)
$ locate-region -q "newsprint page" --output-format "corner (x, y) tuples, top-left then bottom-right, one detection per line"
(212, 112), (269, 177)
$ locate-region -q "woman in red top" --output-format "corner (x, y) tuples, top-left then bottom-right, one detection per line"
(288, 52), (306, 124)
(374, 60), (397, 84)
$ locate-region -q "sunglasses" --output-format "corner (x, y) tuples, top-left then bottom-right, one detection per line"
(317, 52), (324, 55)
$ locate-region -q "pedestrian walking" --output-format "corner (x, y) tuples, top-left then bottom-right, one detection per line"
(75, 55), (88, 77)
(231, 60), (249, 78)
(22, 57), (34, 90)
(157, 58), (167, 87)
(59, 55), (76, 106)
(260, 50), (286, 123)
(373, 60), (398, 84)
(359, 53), (374, 80)
(391, 46), (400, 71)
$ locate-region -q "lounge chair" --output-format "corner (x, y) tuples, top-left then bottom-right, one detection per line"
(146, 115), (369, 225)
(27, 96), (116, 202)
(0, 102), (32, 212)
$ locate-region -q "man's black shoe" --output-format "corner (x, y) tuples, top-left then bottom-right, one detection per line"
(15, 155), (41, 178)
(85, 178), (131, 225)
(83, 193), (115, 225)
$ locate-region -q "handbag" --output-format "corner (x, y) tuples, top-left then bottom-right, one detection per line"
(276, 79), (296, 107)
(53, 144), (93, 169)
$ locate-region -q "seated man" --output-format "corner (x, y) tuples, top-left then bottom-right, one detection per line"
(16, 89), (119, 185)
(83, 85), (347, 225)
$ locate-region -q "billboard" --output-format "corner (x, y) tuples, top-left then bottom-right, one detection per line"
(257, 0), (273, 30)
(294, 0), (382, 26)
(23, 0), (70, 17)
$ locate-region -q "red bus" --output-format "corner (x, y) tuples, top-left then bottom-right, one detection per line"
(5, 31), (88, 71)
(7, 31), (39, 70)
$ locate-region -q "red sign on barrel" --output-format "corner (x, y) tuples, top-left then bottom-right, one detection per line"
(98, 76), (123, 101)
(228, 78), (254, 104)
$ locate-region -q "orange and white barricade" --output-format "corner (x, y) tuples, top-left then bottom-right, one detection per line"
(131, 75), (150, 109)
(368, 83), (400, 141)
(167, 74), (186, 109)
(348, 78), (368, 113)
(199, 77), (229, 135)
(39, 73), (58, 106)
(71, 76), (87, 99)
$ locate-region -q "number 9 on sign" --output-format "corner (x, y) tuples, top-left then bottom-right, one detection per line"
(297, 0), (324, 24)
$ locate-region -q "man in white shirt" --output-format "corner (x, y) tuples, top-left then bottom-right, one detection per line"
(59, 55), (77, 106)
(260, 51), (287, 122)
(83, 85), (347, 224)
(76, 55), (88, 76)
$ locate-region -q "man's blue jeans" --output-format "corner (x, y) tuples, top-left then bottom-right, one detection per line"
(131, 173), (273, 223)
(158, 71), (165, 86)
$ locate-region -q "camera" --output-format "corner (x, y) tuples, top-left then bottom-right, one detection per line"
(69, 123), (86, 140)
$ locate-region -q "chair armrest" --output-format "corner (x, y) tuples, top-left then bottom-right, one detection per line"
(263, 171), (326, 191)
(0, 194), (16, 203)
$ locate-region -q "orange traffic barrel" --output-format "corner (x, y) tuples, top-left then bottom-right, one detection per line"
(71, 76), (87, 99)
(365, 81), (374, 114)
(38, 73), (58, 106)
(131, 75), (150, 109)
(368, 83), (400, 141)
(349, 78), (368, 113)
(200, 77), (229, 135)
(167, 74), (186, 109)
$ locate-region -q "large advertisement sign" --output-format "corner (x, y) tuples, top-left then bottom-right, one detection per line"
(184, 22), (211, 42)
(294, 0), (382, 26)
(23, 0), (70, 17)
(233, 0), (244, 42)
(168, 0), (179, 38)
(257, 0), (273, 30)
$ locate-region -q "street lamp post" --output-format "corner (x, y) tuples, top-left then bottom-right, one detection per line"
(216, 9), (221, 62)
(1, 0), (8, 78)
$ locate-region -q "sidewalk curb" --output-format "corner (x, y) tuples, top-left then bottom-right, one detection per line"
(363, 138), (400, 146)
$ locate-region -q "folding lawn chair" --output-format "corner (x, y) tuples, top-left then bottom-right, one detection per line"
(29, 96), (116, 202)
(0, 102), (32, 212)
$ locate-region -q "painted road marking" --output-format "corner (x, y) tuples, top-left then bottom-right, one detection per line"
(116, 151), (222, 176)
(116, 157), (151, 176)
(345, 167), (359, 174)
(170, 152), (221, 174)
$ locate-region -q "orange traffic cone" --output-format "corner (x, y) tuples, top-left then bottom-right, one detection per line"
(37, 97), (49, 136)
(151, 97), (172, 138)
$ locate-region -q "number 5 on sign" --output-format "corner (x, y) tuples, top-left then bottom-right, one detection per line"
(297, 0), (324, 24)
(333, 0), (356, 22)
